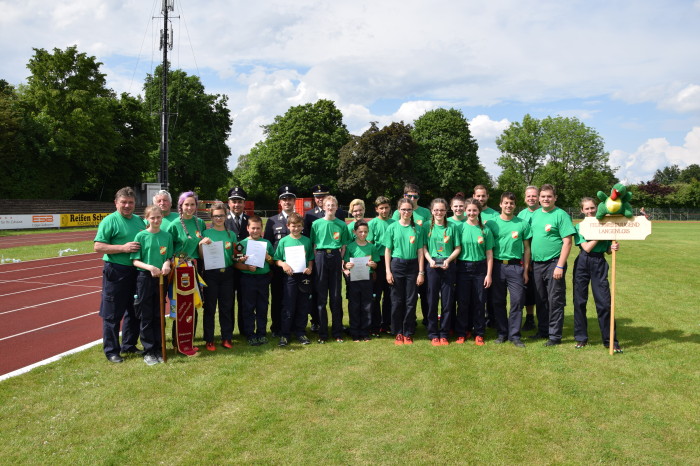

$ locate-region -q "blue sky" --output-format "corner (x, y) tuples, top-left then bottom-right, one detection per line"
(1, 0), (699, 184)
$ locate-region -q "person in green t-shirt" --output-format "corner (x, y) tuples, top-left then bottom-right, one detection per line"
(529, 184), (575, 346)
(94, 186), (145, 363)
(473, 184), (499, 224)
(343, 220), (379, 341)
(199, 202), (238, 351)
(517, 185), (540, 332)
(153, 189), (180, 230)
(455, 197), (494, 346)
(347, 199), (366, 239)
(131, 205), (173, 365)
(572, 197), (621, 352)
(489, 192), (532, 348)
(166, 191), (209, 261)
(447, 192), (467, 225)
(367, 195), (395, 336)
(385, 198), (426, 345)
(424, 198), (461, 346)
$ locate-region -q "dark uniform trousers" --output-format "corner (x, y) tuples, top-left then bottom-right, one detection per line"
(315, 249), (344, 339)
(573, 251), (617, 345)
(281, 274), (311, 339)
(455, 260), (487, 337)
(202, 266), (235, 343)
(264, 213), (290, 335)
(240, 272), (271, 338)
(389, 258), (419, 337)
(372, 258), (392, 332)
(426, 263), (456, 339)
(99, 262), (140, 357)
(134, 271), (162, 355)
(533, 258), (567, 341)
(491, 260), (526, 340)
(347, 279), (373, 339)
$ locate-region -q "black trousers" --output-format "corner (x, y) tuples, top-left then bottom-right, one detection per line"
(269, 264), (284, 334)
(573, 251), (618, 345)
(202, 267), (235, 342)
(426, 264), (456, 339)
(371, 258), (392, 332)
(533, 259), (567, 341)
(240, 273), (271, 338)
(491, 261), (526, 340)
(389, 258), (419, 337)
(455, 260), (487, 337)
(99, 262), (139, 357)
(281, 274), (311, 338)
(347, 279), (373, 338)
(134, 271), (162, 356)
(314, 249), (344, 339)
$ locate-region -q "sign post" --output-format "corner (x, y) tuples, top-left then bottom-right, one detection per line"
(579, 215), (652, 355)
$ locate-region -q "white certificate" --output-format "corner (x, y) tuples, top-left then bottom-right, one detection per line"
(350, 256), (370, 281)
(244, 239), (267, 268)
(285, 245), (307, 273)
(202, 241), (226, 270)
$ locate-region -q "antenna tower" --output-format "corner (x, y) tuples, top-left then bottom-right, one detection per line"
(158, 0), (175, 189)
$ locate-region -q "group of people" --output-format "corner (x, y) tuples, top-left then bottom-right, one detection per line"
(95, 181), (621, 365)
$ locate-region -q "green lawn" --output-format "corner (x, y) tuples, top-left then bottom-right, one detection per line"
(0, 223), (698, 464)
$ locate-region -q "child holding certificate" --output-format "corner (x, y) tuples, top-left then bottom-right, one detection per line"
(274, 213), (314, 347)
(235, 215), (274, 346)
(342, 220), (379, 341)
(200, 202), (238, 351)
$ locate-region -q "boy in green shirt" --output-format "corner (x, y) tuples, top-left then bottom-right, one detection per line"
(343, 220), (379, 341)
(367, 196), (394, 335)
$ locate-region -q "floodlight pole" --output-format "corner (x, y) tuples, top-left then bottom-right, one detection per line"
(158, 0), (174, 190)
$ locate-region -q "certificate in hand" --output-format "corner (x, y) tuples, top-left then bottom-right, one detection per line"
(202, 241), (226, 270)
(349, 256), (370, 281)
(244, 239), (267, 268)
(285, 245), (307, 273)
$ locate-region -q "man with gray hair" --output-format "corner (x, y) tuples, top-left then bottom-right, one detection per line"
(153, 189), (179, 229)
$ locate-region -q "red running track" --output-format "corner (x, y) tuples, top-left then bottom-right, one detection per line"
(0, 253), (104, 376)
(0, 230), (96, 249)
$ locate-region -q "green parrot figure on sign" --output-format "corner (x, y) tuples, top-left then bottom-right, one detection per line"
(596, 183), (634, 220)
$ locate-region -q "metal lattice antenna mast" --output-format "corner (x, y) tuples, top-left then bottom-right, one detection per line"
(158, 0), (174, 190)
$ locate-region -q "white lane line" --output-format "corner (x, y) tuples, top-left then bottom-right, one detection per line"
(0, 311), (98, 341)
(0, 277), (100, 297)
(0, 338), (103, 382)
(0, 254), (100, 274)
(0, 266), (101, 281)
(0, 290), (101, 316)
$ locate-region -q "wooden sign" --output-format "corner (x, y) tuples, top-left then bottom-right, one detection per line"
(579, 215), (652, 241)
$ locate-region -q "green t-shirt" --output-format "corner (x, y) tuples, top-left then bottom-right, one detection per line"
(391, 205), (431, 229)
(94, 211), (145, 266)
(480, 207), (499, 224)
(166, 216), (207, 259)
(517, 207), (538, 224)
(385, 221), (426, 260)
(310, 217), (351, 250)
(425, 222), (460, 259)
(239, 237), (274, 274)
(343, 241), (380, 278)
(447, 216), (466, 226)
(203, 228), (237, 268)
(530, 207), (576, 262)
(367, 217), (395, 257)
(274, 234), (314, 265)
(456, 222), (494, 262)
(488, 216), (532, 260)
(130, 229), (173, 271)
(574, 223), (611, 254)
(160, 212), (180, 230)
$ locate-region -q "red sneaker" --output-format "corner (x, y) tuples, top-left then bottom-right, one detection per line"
(440, 338), (449, 346)
(475, 336), (485, 346)
(221, 340), (233, 349)
(403, 335), (413, 345)
(431, 338), (441, 346)
(456, 336), (466, 344)
(394, 334), (404, 345)
(206, 342), (216, 351)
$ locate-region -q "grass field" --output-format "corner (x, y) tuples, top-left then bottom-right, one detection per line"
(0, 223), (698, 464)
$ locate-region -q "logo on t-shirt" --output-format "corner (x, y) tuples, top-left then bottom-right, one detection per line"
(196, 231), (202, 238)
(333, 231), (340, 241)
(477, 236), (484, 244)
(409, 236), (416, 244)
(225, 242), (231, 250)
(443, 235), (450, 243)
(511, 231), (519, 239)
(160, 246), (167, 255)
(417, 220), (423, 226)
(545, 224), (552, 232)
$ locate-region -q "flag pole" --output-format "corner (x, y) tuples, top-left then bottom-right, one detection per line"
(609, 241), (617, 356)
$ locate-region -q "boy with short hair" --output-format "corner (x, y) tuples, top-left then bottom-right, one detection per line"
(368, 196), (394, 335)
(473, 184), (499, 223)
(343, 220), (379, 341)
(236, 215), (274, 346)
(274, 213), (314, 346)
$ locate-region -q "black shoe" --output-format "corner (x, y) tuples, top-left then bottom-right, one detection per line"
(107, 354), (124, 363)
(248, 338), (258, 346)
(522, 315), (536, 331)
(544, 339), (561, 347)
(511, 338), (526, 348)
(528, 332), (547, 340)
(494, 336), (507, 344)
(310, 323), (320, 333)
(258, 336), (268, 345)
(298, 335), (311, 345)
(278, 337), (288, 347)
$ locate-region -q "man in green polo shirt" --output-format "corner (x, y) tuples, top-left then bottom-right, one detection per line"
(518, 185), (540, 331)
(94, 187), (145, 363)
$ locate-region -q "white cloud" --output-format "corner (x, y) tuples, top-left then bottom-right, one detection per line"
(611, 127), (700, 183)
(659, 84), (700, 113)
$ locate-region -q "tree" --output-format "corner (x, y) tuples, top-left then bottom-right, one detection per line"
(232, 99), (350, 207)
(337, 121), (417, 200)
(411, 108), (485, 199)
(653, 164), (681, 184)
(144, 65), (232, 199)
(679, 164), (700, 183)
(496, 114), (617, 206)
